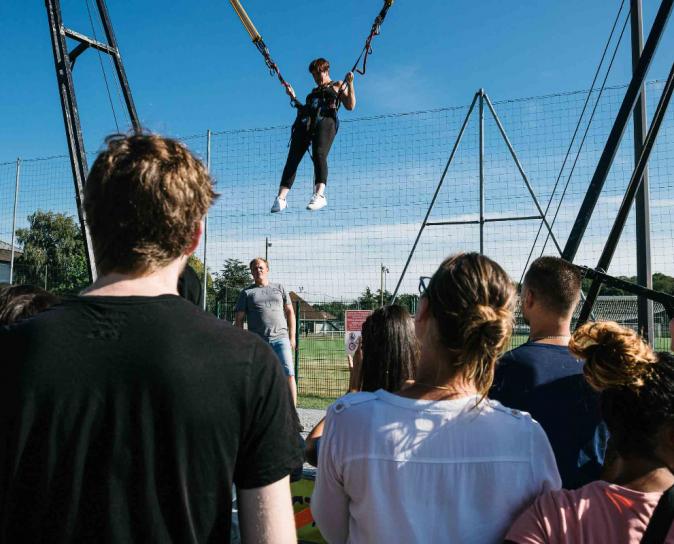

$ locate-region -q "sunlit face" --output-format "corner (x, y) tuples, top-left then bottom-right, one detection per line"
(251, 260), (269, 285)
(311, 68), (330, 86)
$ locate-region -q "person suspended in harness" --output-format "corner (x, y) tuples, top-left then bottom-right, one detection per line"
(271, 58), (356, 213)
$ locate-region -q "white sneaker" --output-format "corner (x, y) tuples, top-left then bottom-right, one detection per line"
(306, 193), (327, 211)
(271, 196), (287, 213)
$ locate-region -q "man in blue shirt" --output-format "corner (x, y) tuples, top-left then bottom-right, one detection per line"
(491, 256), (606, 488)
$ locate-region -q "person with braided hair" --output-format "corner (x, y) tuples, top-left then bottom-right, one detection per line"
(506, 321), (674, 543)
(312, 253), (560, 543)
(271, 58), (356, 213)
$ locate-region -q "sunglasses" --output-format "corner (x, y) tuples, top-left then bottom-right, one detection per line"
(419, 276), (432, 296)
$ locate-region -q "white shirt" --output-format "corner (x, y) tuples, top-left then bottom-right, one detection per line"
(312, 390), (561, 544)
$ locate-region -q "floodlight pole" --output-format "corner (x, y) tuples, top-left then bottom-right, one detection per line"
(202, 129), (211, 311)
(631, 0), (654, 343)
(45, 0), (140, 282)
(9, 158), (21, 284)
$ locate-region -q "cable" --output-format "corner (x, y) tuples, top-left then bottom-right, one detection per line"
(539, 7), (631, 257)
(84, 0), (120, 132)
(519, 0), (629, 284)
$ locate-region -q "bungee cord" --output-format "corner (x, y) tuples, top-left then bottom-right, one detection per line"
(228, 0), (395, 110)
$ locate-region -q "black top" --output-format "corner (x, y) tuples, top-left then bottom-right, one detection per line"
(304, 83), (340, 118)
(490, 342), (607, 489)
(0, 295), (303, 543)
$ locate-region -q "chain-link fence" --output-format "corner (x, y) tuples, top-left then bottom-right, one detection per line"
(1, 81), (672, 402)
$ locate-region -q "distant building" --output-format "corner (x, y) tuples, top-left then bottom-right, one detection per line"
(289, 292), (340, 334)
(0, 240), (21, 283)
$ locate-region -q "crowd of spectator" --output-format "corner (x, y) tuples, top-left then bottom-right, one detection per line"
(1, 133), (673, 543)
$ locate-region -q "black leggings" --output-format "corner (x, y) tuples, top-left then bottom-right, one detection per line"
(280, 117), (337, 189)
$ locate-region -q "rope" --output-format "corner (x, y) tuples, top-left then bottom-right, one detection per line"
(84, 0), (120, 132)
(336, 0), (394, 109)
(519, 0), (629, 283)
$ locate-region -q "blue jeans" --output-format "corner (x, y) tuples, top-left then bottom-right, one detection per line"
(269, 338), (295, 377)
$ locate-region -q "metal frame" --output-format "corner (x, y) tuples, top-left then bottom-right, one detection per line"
(562, 0), (672, 262)
(631, 0), (654, 342)
(391, 89), (558, 302)
(45, 0), (140, 281)
(576, 62), (674, 326)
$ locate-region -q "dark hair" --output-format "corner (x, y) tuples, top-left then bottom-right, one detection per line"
(309, 58), (330, 73)
(523, 256), (581, 315)
(357, 305), (418, 392)
(425, 253), (515, 395)
(570, 321), (674, 459)
(0, 284), (59, 326)
(85, 133), (216, 275)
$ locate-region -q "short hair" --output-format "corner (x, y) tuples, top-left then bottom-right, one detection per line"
(0, 284), (59, 326)
(308, 58), (330, 73)
(425, 253), (516, 396)
(249, 258), (269, 270)
(570, 321), (673, 459)
(523, 256), (581, 316)
(84, 133), (216, 275)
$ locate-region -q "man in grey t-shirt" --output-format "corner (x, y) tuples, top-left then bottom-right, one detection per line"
(235, 258), (297, 406)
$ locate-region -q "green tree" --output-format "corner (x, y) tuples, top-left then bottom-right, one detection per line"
(14, 210), (89, 294)
(395, 293), (419, 314)
(358, 287), (378, 310)
(187, 254), (216, 311)
(213, 258), (252, 320)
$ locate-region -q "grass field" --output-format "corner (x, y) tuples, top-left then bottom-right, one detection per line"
(296, 333), (673, 409)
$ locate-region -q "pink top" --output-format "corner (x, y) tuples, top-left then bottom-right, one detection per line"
(506, 480), (674, 543)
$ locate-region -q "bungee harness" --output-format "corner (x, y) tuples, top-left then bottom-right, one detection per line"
(228, 0), (395, 113)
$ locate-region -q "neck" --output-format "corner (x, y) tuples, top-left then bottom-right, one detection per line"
(83, 258), (186, 297)
(397, 345), (478, 400)
(610, 456), (674, 493)
(255, 279), (269, 287)
(528, 317), (571, 345)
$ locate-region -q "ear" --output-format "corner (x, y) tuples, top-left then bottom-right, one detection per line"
(185, 221), (204, 256)
(523, 286), (535, 310)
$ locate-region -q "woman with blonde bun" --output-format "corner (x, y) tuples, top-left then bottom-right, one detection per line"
(312, 253), (561, 544)
(506, 321), (674, 544)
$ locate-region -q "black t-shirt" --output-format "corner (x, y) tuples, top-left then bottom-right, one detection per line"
(0, 295), (303, 543)
(490, 342), (607, 489)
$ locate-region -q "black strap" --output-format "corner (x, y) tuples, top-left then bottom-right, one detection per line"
(641, 485), (674, 544)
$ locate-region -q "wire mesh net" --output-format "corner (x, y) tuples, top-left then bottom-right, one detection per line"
(1, 81), (672, 402)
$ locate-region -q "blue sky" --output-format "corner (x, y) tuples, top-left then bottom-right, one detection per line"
(0, 1), (672, 301)
(1, 0), (672, 160)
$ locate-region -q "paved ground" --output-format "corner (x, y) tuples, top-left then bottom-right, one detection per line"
(297, 407), (326, 437)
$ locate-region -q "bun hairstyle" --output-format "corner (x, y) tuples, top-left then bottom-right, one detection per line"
(425, 253), (516, 395)
(570, 321), (674, 458)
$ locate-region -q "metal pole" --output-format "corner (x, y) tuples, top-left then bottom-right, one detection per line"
(294, 300), (301, 387)
(484, 93), (563, 254)
(577, 62), (674, 325)
(380, 263), (385, 307)
(479, 89), (485, 255)
(9, 158), (21, 284)
(631, 0), (654, 343)
(202, 130), (211, 311)
(563, 0), (673, 262)
(390, 91), (479, 303)
(45, 0), (97, 282)
(265, 237), (269, 262)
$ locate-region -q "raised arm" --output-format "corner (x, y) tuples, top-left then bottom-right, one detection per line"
(338, 72), (356, 111)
